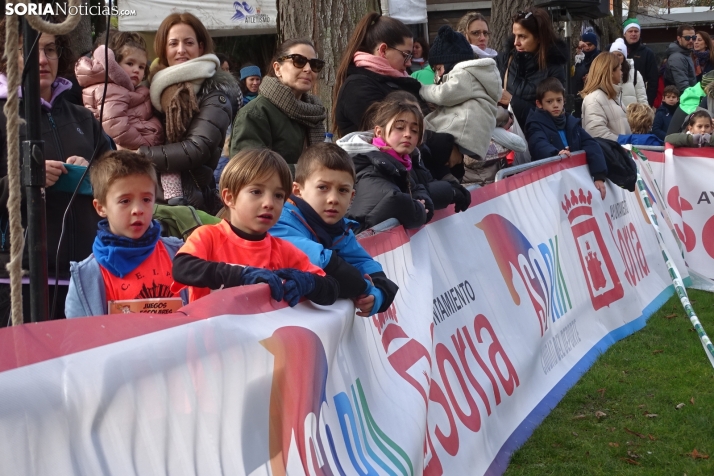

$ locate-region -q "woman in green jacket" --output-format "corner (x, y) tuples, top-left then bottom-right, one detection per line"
(230, 39), (327, 166)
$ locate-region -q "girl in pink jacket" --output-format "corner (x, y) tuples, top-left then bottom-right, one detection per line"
(76, 33), (172, 191)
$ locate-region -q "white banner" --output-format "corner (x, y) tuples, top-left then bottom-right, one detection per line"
(0, 155), (681, 475)
(634, 147), (714, 289)
(119, 0), (277, 36)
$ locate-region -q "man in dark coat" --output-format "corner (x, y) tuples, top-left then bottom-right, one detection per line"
(622, 18), (659, 106)
(664, 24), (697, 93)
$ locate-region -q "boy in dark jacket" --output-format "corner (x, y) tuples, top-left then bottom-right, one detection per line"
(270, 143), (398, 317)
(526, 77), (608, 199)
(652, 85), (679, 140)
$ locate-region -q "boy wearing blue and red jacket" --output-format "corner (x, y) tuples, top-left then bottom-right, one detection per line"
(271, 143), (398, 317)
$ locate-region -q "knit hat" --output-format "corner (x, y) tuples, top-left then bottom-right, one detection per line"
(429, 25), (475, 66)
(702, 70), (714, 90)
(240, 65), (261, 81)
(623, 18), (640, 35)
(610, 38), (628, 58)
(581, 32), (598, 45)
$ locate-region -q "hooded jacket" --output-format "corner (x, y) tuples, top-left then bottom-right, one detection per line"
(65, 236), (184, 318)
(0, 75), (112, 279)
(525, 108), (608, 181)
(337, 132), (432, 232)
(581, 86), (632, 141)
(498, 38), (568, 129)
(420, 58), (502, 160)
(138, 67), (241, 187)
(270, 201), (397, 315)
(625, 40), (659, 105)
(665, 42), (697, 93)
(334, 64), (426, 136)
(619, 58), (648, 108)
(75, 46), (164, 150)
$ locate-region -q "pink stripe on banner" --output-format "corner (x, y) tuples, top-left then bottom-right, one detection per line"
(0, 284), (288, 373)
(667, 146), (714, 158)
(642, 150), (665, 163)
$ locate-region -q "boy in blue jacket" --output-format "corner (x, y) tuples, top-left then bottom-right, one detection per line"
(271, 143), (398, 317)
(66, 150), (184, 317)
(526, 77), (608, 199)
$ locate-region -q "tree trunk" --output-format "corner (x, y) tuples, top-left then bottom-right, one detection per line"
(276, 0), (380, 125)
(62, 0), (93, 58)
(628, 0), (639, 17)
(613, 0), (623, 23)
(490, 0), (532, 55)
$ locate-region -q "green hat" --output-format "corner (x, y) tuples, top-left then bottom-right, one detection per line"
(623, 18), (640, 35)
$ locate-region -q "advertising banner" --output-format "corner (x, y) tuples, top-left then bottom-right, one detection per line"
(0, 154), (681, 475)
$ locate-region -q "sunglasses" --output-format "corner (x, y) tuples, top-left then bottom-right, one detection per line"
(278, 54), (325, 73)
(515, 10), (533, 20)
(682, 35), (696, 41)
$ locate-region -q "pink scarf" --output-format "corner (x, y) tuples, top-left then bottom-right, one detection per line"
(353, 51), (409, 78)
(373, 136), (412, 170)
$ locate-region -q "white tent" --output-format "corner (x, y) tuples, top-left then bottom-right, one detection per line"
(119, 0), (426, 36)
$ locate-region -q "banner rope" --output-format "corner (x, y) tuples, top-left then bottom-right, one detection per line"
(633, 147), (714, 368)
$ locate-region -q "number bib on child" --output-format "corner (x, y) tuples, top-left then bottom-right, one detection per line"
(100, 240), (180, 312)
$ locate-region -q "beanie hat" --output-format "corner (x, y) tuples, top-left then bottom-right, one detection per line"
(702, 70), (714, 90)
(240, 65), (261, 81)
(623, 18), (640, 35)
(429, 25), (475, 67)
(610, 38), (628, 58)
(581, 32), (598, 45)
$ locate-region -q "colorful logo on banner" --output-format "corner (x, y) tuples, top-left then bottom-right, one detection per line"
(562, 189), (624, 310)
(261, 326), (411, 475)
(476, 214), (572, 336)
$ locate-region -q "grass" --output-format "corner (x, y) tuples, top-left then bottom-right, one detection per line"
(504, 289), (714, 476)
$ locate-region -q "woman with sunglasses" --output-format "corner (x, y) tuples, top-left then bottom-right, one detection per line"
(230, 39), (326, 167)
(333, 13), (428, 137)
(498, 7), (567, 131)
(138, 12), (240, 213)
(0, 17), (112, 321)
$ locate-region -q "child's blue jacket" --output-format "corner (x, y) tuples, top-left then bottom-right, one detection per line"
(271, 202), (383, 276)
(271, 202), (387, 314)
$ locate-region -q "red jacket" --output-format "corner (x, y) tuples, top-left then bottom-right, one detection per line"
(75, 46), (164, 149)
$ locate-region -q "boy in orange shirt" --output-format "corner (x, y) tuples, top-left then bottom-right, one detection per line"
(172, 149), (340, 305)
(66, 150), (184, 317)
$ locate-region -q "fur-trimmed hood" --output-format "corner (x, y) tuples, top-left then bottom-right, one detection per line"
(200, 68), (241, 105)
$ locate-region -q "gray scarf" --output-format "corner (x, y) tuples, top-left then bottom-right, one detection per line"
(259, 76), (326, 145)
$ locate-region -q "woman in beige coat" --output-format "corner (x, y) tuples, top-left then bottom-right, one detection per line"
(581, 52), (631, 141)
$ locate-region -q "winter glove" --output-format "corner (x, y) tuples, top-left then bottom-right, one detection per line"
(239, 266), (284, 302)
(275, 268), (316, 307)
(452, 184), (471, 213)
(690, 133), (711, 146)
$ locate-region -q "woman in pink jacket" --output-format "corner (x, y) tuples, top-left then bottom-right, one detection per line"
(75, 32), (164, 151)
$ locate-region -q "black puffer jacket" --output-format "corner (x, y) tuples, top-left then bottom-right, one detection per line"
(347, 150), (433, 233)
(410, 150), (455, 211)
(0, 90), (112, 279)
(139, 70), (241, 197)
(499, 38), (568, 130)
(334, 65), (426, 136)
(626, 40), (659, 105)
